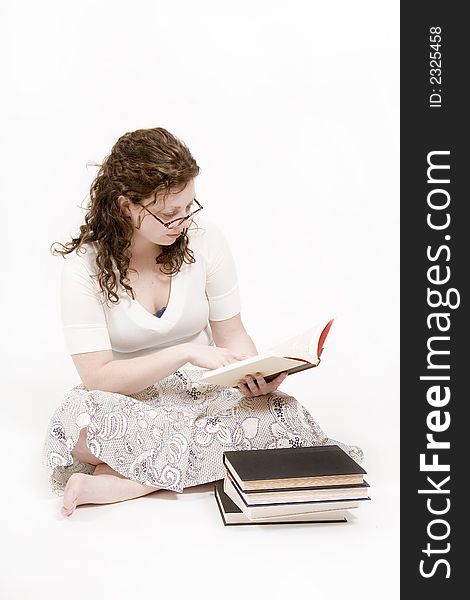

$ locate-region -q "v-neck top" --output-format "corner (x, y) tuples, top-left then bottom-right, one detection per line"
(60, 217), (240, 361)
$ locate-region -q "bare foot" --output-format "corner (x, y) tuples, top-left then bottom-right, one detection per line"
(93, 463), (126, 478)
(61, 472), (159, 517)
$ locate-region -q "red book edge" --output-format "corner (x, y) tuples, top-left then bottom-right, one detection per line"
(317, 318), (334, 359)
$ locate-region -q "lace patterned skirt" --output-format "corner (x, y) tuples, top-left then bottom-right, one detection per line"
(42, 367), (364, 496)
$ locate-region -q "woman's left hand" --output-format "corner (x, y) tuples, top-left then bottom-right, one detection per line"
(236, 371), (288, 397)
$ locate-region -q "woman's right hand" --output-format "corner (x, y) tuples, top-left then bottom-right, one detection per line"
(186, 344), (250, 370)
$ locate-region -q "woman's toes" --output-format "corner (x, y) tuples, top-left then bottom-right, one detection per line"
(61, 501), (77, 517)
(62, 473), (88, 517)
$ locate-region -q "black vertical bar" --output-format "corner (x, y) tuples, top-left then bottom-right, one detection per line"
(401, 2), (466, 596)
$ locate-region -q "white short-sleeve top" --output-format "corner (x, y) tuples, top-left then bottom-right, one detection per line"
(60, 217), (241, 360)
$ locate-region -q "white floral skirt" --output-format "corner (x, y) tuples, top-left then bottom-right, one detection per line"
(42, 367), (364, 496)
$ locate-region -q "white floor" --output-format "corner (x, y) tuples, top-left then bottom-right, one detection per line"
(2, 2), (400, 596)
(1, 382), (399, 600)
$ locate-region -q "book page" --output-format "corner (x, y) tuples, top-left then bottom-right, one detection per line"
(264, 321), (329, 362)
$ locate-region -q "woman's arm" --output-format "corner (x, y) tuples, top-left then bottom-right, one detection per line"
(210, 313), (288, 398)
(72, 344), (194, 396)
(209, 313), (258, 356)
(72, 342), (249, 396)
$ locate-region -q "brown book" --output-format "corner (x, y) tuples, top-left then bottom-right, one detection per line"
(223, 445), (366, 492)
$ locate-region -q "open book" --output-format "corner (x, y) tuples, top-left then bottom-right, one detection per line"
(198, 318), (334, 388)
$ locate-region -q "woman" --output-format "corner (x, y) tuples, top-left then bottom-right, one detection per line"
(42, 127), (363, 517)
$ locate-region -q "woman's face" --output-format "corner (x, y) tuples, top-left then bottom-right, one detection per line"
(121, 178), (197, 246)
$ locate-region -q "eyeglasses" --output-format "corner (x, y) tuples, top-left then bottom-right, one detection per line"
(141, 198), (203, 230)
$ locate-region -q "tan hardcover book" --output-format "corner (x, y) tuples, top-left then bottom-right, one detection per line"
(214, 481), (348, 526)
(222, 475), (365, 520)
(224, 467), (371, 504)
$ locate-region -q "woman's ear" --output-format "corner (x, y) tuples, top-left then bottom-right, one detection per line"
(118, 195), (132, 218)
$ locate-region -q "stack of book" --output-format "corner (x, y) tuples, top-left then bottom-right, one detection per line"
(214, 444), (370, 526)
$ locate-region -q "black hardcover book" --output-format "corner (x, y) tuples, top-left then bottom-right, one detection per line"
(214, 481), (348, 526)
(223, 444), (367, 491)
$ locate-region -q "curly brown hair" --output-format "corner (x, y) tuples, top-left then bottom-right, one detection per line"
(51, 127), (201, 305)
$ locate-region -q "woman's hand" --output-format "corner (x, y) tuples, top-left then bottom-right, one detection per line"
(237, 371), (288, 398)
(187, 344), (250, 370)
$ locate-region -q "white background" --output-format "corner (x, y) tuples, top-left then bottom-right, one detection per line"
(1, 1), (399, 598)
